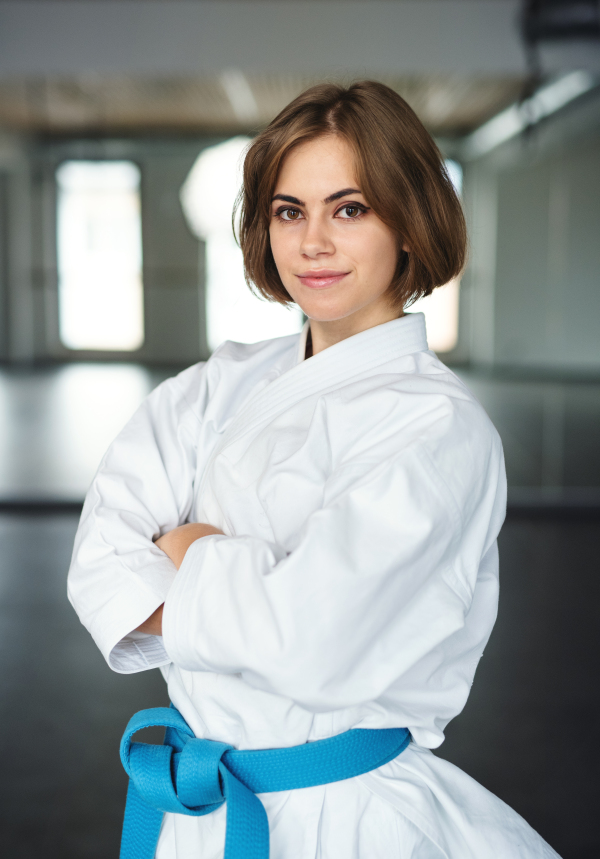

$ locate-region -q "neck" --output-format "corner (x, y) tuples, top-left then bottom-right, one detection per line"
(308, 304), (403, 357)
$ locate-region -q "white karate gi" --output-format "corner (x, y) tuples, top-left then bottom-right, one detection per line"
(68, 313), (560, 859)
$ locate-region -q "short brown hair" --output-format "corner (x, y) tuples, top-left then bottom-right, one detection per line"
(237, 80), (466, 308)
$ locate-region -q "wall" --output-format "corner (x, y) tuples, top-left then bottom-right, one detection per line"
(462, 88), (600, 375)
(0, 170), (8, 360)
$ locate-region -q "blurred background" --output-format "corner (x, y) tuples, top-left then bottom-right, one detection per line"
(0, 1), (598, 857)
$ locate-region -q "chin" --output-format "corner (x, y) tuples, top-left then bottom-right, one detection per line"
(301, 305), (357, 323)
(306, 310), (355, 323)
(295, 294), (359, 324)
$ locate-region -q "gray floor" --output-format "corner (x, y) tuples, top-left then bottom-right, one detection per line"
(0, 364), (173, 502)
(460, 371), (600, 502)
(0, 512), (168, 859)
(440, 513), (600, 859)
(0, 512), (597, 857)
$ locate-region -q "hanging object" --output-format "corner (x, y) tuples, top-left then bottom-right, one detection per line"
(522, 0), (600, 43)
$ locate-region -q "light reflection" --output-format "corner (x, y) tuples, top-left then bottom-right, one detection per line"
(410, 160), (462, 353)
(56, 160), (145, 351)
(410, 279), (460, 354)
(180, 137), (303, 352)
(462, 72), (595, 159)
(0, 365), (154, 500)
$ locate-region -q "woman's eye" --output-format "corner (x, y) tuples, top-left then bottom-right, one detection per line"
(337, 205), (363, 219)
(280, 208), (303, 221)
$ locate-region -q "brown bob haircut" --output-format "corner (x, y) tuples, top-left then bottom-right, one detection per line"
(237, 80), (467, 309)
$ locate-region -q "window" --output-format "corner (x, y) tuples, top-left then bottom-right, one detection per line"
(56, 160), (144, 351)
(410, 159), (463, 353)
(180, 137), (303, 352)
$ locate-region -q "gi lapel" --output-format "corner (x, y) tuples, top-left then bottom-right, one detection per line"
(198, 313), (428, 496)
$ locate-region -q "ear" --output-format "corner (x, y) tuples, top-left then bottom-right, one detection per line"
(402, 242), (411, 253)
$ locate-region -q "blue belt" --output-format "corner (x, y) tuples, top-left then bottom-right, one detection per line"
(119, 706), (410, 859)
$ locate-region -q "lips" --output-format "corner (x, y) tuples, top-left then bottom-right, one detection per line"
(296, 270), (349, 289)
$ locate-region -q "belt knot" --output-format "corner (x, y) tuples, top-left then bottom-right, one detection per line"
(120, 707), (236, 817)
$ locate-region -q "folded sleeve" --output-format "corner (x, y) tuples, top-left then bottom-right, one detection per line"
(162, 422), (506, 712)
(67, 366), (205, 673)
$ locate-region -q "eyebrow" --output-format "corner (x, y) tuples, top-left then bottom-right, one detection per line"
(324, 187), (361, 204)
(271, 187), (362, 207)
(272, 194), (304, 206)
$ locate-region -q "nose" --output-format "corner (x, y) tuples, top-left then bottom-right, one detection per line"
(299, 213), (335, 259)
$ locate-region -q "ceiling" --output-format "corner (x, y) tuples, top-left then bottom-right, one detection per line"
(0, 73), (525, 137)
(3, 1), (586, 138)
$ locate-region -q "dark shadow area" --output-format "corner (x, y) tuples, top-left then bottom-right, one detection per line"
(0, 511), (597, 857)
(0, 512), (167, 859)
(436, 514), (600, 859)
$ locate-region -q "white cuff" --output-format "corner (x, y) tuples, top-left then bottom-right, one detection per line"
(162, 536), (223, 672)
(82, 569), (177, 673)
(109, 630), (171, 672)
(162, 533), (287, 675)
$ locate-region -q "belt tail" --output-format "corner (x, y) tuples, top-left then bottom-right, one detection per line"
(220, 765), (270, 859)
(120, 778), (164, 859)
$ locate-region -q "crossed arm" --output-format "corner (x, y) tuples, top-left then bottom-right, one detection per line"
(135, 522), (224, 636)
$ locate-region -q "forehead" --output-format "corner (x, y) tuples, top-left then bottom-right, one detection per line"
(274, 135), (359, 195)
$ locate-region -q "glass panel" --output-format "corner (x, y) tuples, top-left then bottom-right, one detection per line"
(56, 160), (144, 351)
(180, 137), (303, 352)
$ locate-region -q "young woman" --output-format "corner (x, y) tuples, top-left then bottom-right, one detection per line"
(68, 81), (559, 858)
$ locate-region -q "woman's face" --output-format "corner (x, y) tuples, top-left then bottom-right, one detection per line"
(269, 135), (401, 325)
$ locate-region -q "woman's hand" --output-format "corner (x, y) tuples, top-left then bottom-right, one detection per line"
(136, 603), (164, 636)
(156, 522), (225, 570)
(135, 523), (225, 636)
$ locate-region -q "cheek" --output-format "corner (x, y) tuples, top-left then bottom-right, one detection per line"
(268, 226), (279, 261)
(373, 226), (398, 264)
(269, 227), (293, 273)
(347, 226), (397, 279)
